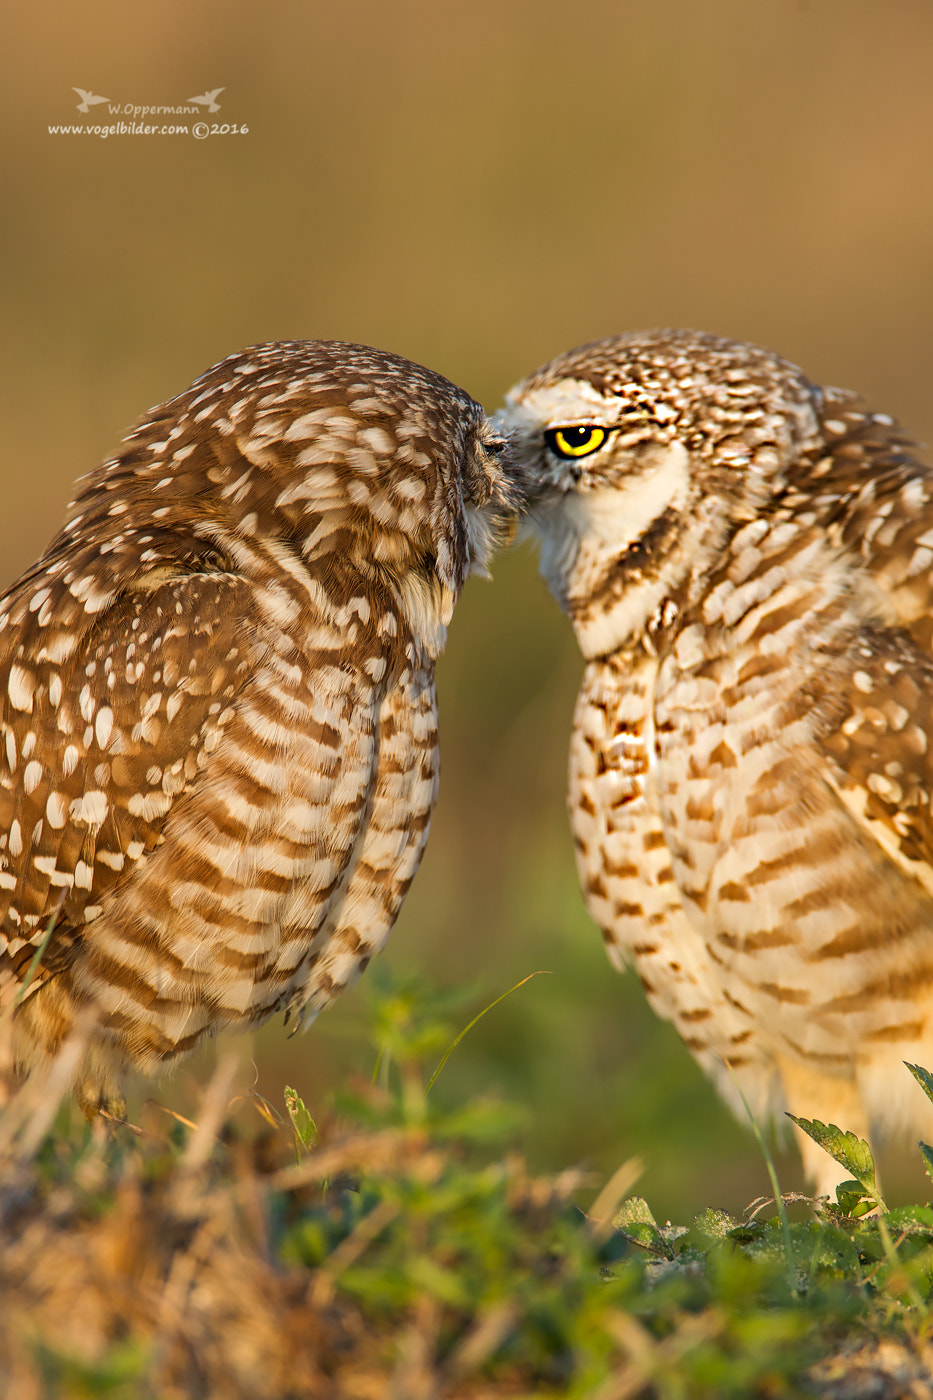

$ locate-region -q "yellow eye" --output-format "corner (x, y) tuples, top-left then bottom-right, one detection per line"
(545, 425), (608, 459)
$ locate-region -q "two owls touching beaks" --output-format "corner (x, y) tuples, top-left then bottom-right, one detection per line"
(3, 328), (933, 1195)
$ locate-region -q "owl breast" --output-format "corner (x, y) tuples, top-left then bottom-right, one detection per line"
(570, 649), (780, 1119)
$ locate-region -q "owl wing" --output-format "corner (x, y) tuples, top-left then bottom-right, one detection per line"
(805, 399), (933, 887)
(0, 561), (376, 1007)
(0, 565), (255, 987)
(812, 627), (933, 903)
(810, 389), (933, 651)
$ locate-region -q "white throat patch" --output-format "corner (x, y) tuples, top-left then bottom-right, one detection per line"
(535, 440), (691, 595)
(567, 439), (690, 548)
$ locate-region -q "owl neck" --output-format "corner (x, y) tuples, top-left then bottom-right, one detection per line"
(538, 494), (726, 662)
(562, 528), (701, 660)
(388, 569), (454, 661)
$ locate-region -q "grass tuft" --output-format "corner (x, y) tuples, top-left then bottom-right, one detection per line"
(2, 971), (933, 1397)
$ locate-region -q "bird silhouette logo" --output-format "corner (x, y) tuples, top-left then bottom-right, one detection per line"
(188, 88), (225, 112)
(73, 88), (110, 113)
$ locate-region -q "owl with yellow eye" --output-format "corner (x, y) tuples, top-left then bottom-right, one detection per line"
(501, 328), (933, 1194)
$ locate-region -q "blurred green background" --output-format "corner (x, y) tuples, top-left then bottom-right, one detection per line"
(3, 0), (933, 1218)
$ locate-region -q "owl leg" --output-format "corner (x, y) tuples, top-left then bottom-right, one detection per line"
(775, 1056), (873, 1199)
(75, 1078), (127, 1124)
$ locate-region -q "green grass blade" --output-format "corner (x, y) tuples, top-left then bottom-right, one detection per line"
(12, 899), (65, 1010)
(725, 1062), (795, 1291)
(424, 971), (550, 1097)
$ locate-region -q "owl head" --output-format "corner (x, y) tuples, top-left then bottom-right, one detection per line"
(497, 329), (826, 657)
(34, 341), (523, 656)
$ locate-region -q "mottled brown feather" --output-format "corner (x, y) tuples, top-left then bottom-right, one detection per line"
(1, 340), (522, 1113)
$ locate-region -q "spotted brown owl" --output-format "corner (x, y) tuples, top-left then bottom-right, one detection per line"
(500, 329), (933, 1192)
(0, 340), (521, 1117)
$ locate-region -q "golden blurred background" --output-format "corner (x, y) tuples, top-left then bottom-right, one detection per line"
(2, 0), (933, 1216)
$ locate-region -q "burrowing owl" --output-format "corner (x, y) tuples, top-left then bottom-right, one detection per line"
(500, 329), (933, 1192)
(0, 340), (521, 1116)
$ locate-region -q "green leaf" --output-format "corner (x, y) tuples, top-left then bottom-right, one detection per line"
(787, 1117), (878, 1197)
(883, 1203), (933, 1239)
(919, 1141), (933, 1187)
(693, 1207), (739, 1242)
(906, 1062), (933, 1108)
(834, 1180), (871, 1217)
(612, 1196), (675, 1259)
(284, 1085), (317, 1157)
(613, 1195), (658, 1230)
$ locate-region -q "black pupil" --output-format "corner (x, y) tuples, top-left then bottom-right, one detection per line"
(562, 427), (592, 448)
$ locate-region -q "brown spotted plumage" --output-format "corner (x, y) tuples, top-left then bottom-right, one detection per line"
(500, 329), (933, 1192)
(0, 340), (521, 1116)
